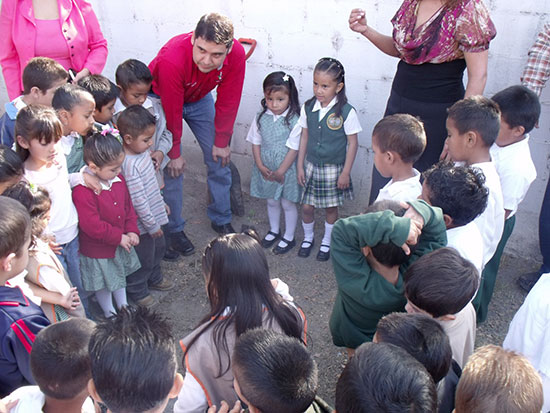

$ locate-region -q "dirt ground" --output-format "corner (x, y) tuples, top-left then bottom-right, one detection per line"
(146, 172), (535, 410)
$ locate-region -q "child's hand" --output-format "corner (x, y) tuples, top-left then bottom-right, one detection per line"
(126, 232), (140, 246)
(47, 236), (62, 255)
(271, 169), (285, 184)
(297, 168), (306, 187)
(120, 234), (133, 252)
(207, 401), (242, 413)
(337, 172), (350, 189)
(151, 150), (164, 171)
(60, 287), (81, 310)
(151, 228), (164, 239)
(83, 172), (102, 194)
(403, 204), (425, 228)
(259, 165), (272, 181)
(0, 396), (18, 413)
(402, 219), (422, 255)
(165, 203), (171, 215)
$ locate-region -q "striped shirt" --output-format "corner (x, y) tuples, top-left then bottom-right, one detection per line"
(522, 23), (550, 97)
(121, 152), (168, 235)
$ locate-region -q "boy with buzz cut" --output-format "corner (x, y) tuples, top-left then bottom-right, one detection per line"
(455, 345), (543, 413)
(87, 306), (183, 413)
(78, 74), (119, 128)
(329, 198), (447, 354)
(0, 196), (50, 397)
(372, 113), (427, 203)
(4, 318), (96, 413)
(404, 247), (479, 368)
(0, 57), (67, 147)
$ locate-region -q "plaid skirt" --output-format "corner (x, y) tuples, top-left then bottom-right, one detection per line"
(301, 161), (353, 208)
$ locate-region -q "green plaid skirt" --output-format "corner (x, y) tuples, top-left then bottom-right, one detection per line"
(301, 161), (353, 208)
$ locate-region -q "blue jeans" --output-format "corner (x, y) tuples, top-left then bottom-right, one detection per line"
(163, 93), (232, 232)
(57, 236), (90, 316)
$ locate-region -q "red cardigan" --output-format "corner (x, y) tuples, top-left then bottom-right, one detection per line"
(149, 32), (246, 159)
(72, 175), (139, 259)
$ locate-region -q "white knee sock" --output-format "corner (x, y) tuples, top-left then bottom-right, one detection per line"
(320, 221), (334, 252)
(266, 199), (281, 239)
(95, 289), (116, 318)
(112, 288), (128, 309)
(302, 220), (314, 246)
(279, 198), (298, 247)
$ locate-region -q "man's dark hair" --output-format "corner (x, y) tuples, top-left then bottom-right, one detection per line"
(492, 85), (541, 134)
(30, 318), (95, 399)
(373, 114), (427, 164)
(447, 96), (501, 147)
(0, 196), (30, 259)
(232, 328), (318, 413)
(22, 57), (67, 95)
(117, 105), (156, 138)
(423, 161), (488, 227)
(194, 13), (234, 47)
(115, 59), (154, 90)
(78, 74), (119, 111)
(404, 247), (479, 317)
(52, 83), (93, 112)
(335, 342), (437, 412)
(376, 312), (452, 383)
(88, 307), (177, 413)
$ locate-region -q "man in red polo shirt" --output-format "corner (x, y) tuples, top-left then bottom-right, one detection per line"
(149, 13), (245, 255)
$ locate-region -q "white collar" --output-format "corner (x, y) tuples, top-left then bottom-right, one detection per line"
(265, 107), (290, 121)
(114, 97), (153, 115)
(100, 175), (122, 190)
(312, 96), (338, 112)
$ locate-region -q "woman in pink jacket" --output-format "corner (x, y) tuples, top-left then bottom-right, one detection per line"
(0, 0), (108, 100)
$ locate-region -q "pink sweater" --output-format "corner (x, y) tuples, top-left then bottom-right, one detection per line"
(0, 0), (108, 100)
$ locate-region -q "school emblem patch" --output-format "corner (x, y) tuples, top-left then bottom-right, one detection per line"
(326, 113), (344, 130)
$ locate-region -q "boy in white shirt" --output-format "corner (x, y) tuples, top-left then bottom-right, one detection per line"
(444, 96), (504, 323)
(372, 114), (426, 204)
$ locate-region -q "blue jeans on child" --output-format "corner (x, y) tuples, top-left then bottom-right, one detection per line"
(57, 236), (90, 316)
(163, 93), (232, 234)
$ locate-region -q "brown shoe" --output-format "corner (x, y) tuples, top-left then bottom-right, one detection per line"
(135, 295), (158, 308)
(149, 278), (175, 291)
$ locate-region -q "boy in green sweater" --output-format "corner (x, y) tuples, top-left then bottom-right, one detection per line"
(329, 199), (446, 354)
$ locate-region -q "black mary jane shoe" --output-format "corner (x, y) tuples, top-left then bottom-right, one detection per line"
(316, 245), (331, 262)
(298, 239), (314, 258)
(261, 231), (280, 248)
(273, 238), (296, 255)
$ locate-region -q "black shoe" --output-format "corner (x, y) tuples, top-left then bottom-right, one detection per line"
(211, 222), (235, 235)
(298, 240), (314, 258)
(517, 271), (541, 292)
(163, 248), (180, 262)
(316, 245), (331, 261)
(273, 238), (296, 255)
(261, 231), (280, 248)
(170, 231), (195, 256)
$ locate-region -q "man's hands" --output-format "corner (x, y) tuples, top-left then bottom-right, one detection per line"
(212, 145), (231, 167)
(167, 156), (186, 178)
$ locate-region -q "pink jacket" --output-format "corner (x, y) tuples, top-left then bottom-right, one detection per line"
(0, 0), (108, 100)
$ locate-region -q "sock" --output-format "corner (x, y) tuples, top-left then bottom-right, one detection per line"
(95, 289), (116, 318)
(266, 199), (281, 239)
(112, 288), (128, 309)
(278, 198), (298, 247)
(302, 220), (314, 247)
(320, 221), (334, 252)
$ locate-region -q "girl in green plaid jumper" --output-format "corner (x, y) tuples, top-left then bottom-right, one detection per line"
(296, 58), (361, 261)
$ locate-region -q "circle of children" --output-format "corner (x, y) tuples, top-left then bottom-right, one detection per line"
(0, 10), (547, 413)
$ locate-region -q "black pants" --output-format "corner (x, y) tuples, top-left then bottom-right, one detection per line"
(126, 232), (165, 301)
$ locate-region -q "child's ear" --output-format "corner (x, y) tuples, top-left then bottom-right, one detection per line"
(442, 214), (454, 229)
(168, 373), (184, 399)
(438, 314), (456, 321)
(512, 125), (525, 138)
(16, 135), (29, 149)
(386, 151), (396, 164)
(28, 86), (43, 100)
(466, 131), (477, 147)
(122, 134), (133, 145)
(87, 379), (103, 404)
(336, 82), (344, 94)
(88, 162), (100, 174)
(0, 253), (16, 272)
(57, 109), (71, 126)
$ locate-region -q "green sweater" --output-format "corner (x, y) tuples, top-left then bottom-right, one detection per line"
(329, 200), (447, 349)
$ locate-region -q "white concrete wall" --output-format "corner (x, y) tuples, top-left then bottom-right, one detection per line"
(1, 0), (549, 259)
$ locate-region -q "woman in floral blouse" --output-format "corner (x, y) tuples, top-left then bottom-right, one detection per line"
(349, 0), (496, 202)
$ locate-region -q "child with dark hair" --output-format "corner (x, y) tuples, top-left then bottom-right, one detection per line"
(0, 145), (23, 194)
(174, 231), (306, 412)
(230, 328), (331, 413)
(0, 196), (50, 397)
(72, 132), (141, 318)
(297, 57), (361, 261)
(88, 306), (183, 413)
(0, 57), (67, 147)
(118, 106), (173, 308)
(77, 74), (119, 127)
(421, 161), (488, 276)
(329, 199), (446, 353)
(372, 113), (427, 203)
(335, 342), (437, 413)
(455, 345), (543, 413)
(4, 318), (96, 413)
(404, 247), (479, 368)
(247, 71), (302, 254)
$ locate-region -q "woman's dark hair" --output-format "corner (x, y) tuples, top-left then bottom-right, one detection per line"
(306, 57), (347, 117)
(0, 145), (24, 187)
(185, 230), (304, 376)
(257, 71), (300, 129)
(15, 105), (63, 161)
(83, 132), (124, 168)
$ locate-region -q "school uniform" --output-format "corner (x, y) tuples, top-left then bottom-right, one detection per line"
(375, 169), (422, 203)
(440, 303), (476, 369)
(447, 222), (484, 278)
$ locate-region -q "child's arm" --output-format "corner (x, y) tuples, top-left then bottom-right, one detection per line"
(252, 145), (272, 180)
(272, 149), (298, 184)
(337, 133), (358, 189)
(27, 283), (80, 310)
(296, 128), (309, 186)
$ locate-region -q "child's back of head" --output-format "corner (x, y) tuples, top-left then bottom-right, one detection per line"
(88, 306), (182, 413)
(492, 85), (540, 138)
(22, 57), (67, 104)
(232, 328), (318, 413)
(404, 247), (478, 318)
(335, 342), (437, 412)
(78, 74), (119, 124)
(375, 312), (452, 383)
(117, 105), (156, 140)
(0, 196), (31, 282)
(372, 114), (426, 165)
(422, 161), (488, 227)
(0, 145), (23, 194)
(455, 345), (543, 413)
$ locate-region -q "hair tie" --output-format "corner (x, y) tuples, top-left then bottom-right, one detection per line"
(28, 182), (38, 194)
(100, 126), (120, 138)
(282, 73), (289, 82)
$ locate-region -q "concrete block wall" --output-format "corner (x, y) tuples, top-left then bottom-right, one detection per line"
(0, 0), (549, 259)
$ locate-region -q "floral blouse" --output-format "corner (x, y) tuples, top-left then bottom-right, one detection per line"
(392, 0), (496, 64)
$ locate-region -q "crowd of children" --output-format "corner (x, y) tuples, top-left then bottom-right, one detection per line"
(0, 11), (548, 413)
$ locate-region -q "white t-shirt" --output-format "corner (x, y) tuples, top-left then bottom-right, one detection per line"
(6, 385), (95, 413)
(447, 222), (484, 279)
(440, 303), (476, 369)
(375, 169), (421, 203)
(470, 162), (504, 267)
(490, 136), (536, 218)
(246, 108), (302, 150)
